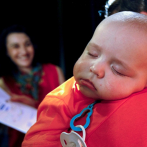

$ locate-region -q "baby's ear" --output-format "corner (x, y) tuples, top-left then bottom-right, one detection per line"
(140, 11), (147, 16)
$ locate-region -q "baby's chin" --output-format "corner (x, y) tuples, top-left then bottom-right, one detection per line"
(98, 94), (131, 101)
(86, 93), (128, 101)
(79, 87), (101, 100)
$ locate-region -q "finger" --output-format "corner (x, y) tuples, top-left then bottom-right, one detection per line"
(10, 97), (23, 102)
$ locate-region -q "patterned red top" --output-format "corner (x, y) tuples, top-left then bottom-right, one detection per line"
(3, 63), (60, 147)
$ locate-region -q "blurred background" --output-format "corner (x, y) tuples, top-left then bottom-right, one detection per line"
(0, 0), (106, 80)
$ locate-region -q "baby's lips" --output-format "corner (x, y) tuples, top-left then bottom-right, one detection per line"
(60, 131), (87, 147)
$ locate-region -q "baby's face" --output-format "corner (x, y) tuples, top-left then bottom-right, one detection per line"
(73, 21), (147, 100)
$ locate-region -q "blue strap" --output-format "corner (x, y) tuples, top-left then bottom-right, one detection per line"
(70, 100), (99, 131)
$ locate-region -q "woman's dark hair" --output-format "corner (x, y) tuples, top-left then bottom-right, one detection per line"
(105, 0), (147, 17)
(0, 25), (38, 76)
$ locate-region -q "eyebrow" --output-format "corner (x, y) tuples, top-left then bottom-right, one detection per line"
(8, 39), (31, 46)
(88, 42), (100, 49)
(8, 43), (19, 47)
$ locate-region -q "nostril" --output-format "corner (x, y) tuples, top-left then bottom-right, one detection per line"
(97, 74), (100, 78)
(90, 66), (93, 72)
(64, 140), (67, 145)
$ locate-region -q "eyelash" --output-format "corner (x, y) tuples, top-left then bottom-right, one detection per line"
(112, 67), (125, 76)
(88, 52), (98, 57)
(13, 42), (32, 48)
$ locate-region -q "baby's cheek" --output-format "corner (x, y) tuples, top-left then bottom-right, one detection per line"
(105, 80), (124, 96)
(105, 79), (115, 91)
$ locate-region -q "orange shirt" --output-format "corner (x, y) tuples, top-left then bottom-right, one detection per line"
(22, 77), (147, 147)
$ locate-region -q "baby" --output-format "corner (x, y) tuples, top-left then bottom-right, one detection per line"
(22, 11), (147, 147)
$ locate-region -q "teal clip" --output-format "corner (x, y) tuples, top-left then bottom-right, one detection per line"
(70, 100), (99, 131)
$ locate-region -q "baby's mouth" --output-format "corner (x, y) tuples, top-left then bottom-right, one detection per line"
(80, 79), (96, 91)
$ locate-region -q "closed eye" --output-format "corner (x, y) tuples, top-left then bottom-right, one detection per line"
(88, 52), (98, 57)
(112, 66), (125, 76)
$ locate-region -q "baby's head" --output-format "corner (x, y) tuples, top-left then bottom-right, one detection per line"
(73, 11), (147, 100)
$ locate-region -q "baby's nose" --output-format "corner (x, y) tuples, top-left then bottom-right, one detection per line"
(90, 64), (105, 78)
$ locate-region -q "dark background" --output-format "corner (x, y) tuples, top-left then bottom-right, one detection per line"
(0, 0), (106, 80)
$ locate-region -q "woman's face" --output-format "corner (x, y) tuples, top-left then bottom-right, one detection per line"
(6, 33), (34, 72)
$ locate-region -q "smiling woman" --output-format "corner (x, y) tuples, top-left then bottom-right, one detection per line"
(0, 25), (65, 147)
(6, 33), (34, 73)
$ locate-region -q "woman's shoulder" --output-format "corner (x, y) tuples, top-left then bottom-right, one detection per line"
(0, 77), (5, 87)
(41, 63), (65, 85)
(0, 77), (11, 94)
(42, 63), (56, 69)
(41, 63), (58, 75)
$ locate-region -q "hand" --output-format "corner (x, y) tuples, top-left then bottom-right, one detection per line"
(10, 93), (39, 108)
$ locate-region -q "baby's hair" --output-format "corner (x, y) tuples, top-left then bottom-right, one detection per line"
(105, 0), (147, 17)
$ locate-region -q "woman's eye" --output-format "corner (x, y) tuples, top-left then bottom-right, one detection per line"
(13, 45), (19, 48)
(25, 42), (32, 47)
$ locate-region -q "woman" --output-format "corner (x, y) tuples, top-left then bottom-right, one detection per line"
(0, 25), (65, 147)
(105, 0), (147, 17)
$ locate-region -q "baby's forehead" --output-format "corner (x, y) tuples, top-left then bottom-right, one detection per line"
(94, 14), (147, 47)
(91, 13), (147, 62)
(101, 11), (147, 31)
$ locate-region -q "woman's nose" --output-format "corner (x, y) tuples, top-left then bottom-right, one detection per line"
(90, 62), (105, 78)
(20, 46), (27, 54)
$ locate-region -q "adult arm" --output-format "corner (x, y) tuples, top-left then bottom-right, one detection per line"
(0, 78), (39, 108)
(10, 94), (39, 108)
(0, 78), (11, 94)
(56, 66), (65, 85)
